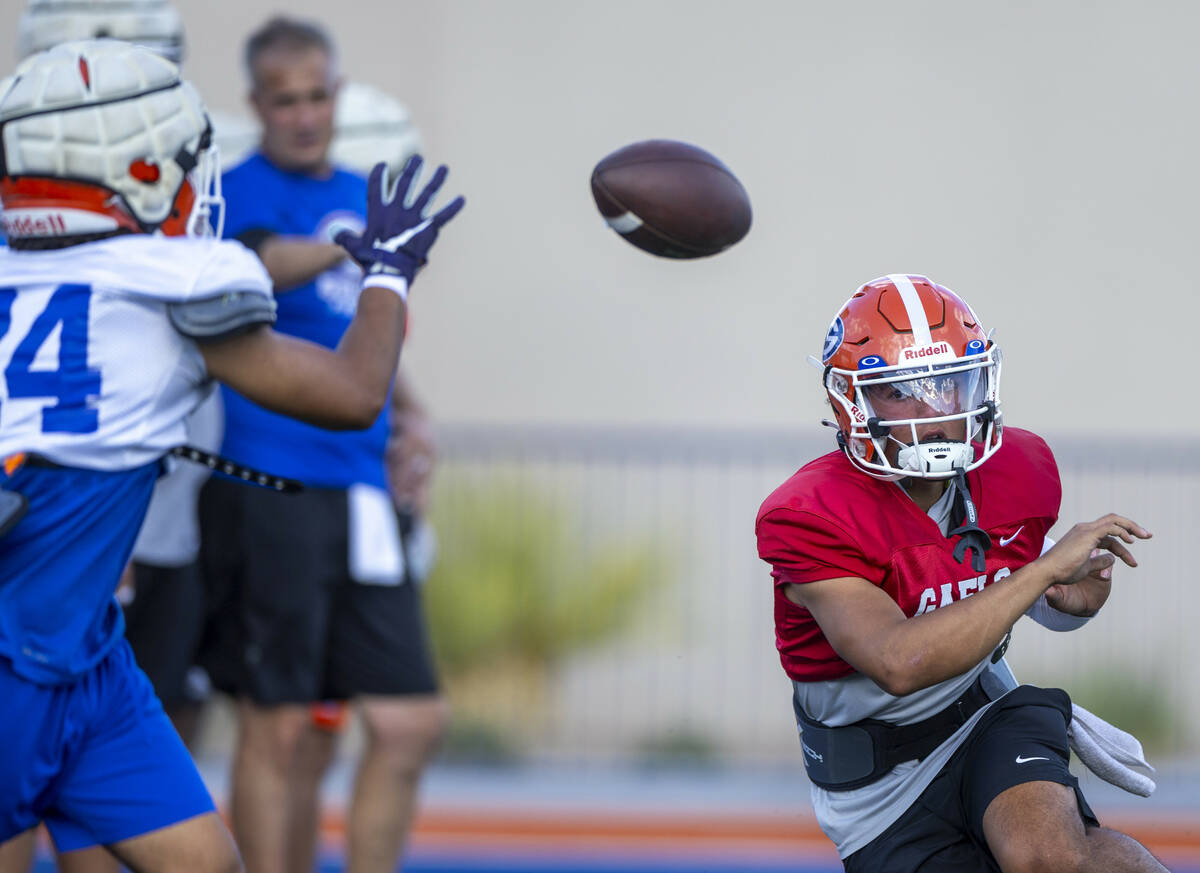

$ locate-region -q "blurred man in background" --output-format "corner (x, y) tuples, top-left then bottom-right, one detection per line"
(197, 16), (448, 873)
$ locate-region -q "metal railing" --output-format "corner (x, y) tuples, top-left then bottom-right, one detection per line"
(428, 424), (1199, 765)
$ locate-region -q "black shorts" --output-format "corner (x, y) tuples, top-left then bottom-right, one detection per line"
(197, 476), (440, 704)
(123, 561), (207, 705)
(843, 685), (1099, 873)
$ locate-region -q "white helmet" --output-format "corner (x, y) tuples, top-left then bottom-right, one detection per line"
(330, 81), (422, 175)
(17, 0), (185, 64)
(0, 38), (222, 242)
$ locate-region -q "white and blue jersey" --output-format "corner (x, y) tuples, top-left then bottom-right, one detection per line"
(219, 153), (391, 490)
(0, 235), (272, 684)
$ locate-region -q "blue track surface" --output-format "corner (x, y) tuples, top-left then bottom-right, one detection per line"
(31, 853), (1200, 873)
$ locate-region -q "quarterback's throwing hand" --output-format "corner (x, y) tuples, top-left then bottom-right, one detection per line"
(1039, 513), (1151, 616)
(336, 157), (466, 284)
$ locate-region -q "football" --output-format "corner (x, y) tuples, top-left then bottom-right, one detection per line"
(590, 139), (752, 259)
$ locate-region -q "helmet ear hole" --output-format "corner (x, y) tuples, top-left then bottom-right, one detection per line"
(159, 178), (197, 236)
(129, 160), (161, 183)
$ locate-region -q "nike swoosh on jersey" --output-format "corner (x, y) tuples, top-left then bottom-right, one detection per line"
(1015, 754), (1050, 764)
(999, 525), (1025, 547)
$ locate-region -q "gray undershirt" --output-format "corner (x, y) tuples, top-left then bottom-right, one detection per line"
(794, 480), (1024, 858)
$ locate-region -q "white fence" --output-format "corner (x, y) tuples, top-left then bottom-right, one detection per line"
(429, 425), (1200, 765)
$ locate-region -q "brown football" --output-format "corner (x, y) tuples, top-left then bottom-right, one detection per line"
(590, 139), (752, 259)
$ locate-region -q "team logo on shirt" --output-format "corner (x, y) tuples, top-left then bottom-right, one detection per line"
(914, 566), (1012, 615)
(314, 211), (367, 317)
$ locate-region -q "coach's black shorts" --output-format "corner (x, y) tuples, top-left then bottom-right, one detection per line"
(197, 476), (440, 704)
(123, 561), (206, 706)
(843, 685), (1098, 873)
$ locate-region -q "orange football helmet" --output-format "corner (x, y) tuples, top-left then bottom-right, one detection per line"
(818, 274), (1002, 480)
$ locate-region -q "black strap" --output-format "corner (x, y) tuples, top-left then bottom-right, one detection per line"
(865, 678), (992, 768)
(795, 672), (995, 791)
(1, 449), (301, 492)
(234, 227), (278, 254)
(948, 466), (991, 572)
(170, 445), (303, 493)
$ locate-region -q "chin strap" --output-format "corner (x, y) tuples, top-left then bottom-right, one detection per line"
(948, 466), (991, 572)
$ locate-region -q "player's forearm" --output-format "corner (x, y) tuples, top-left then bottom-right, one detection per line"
(201, 287), (406, 430)
(876, 562), (1054, 695)
(316, 285), (410, 426)
(258, 238), (347, 292)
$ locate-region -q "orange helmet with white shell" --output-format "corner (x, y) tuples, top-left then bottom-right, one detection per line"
(0, 38), (221, 244)
(819, 274), (1002, 480)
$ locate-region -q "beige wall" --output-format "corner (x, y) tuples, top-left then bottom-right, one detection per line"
(12, 1), (1200, 436)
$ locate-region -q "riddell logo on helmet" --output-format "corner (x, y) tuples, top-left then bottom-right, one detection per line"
(1, 212), (69, 237)
(901, 341), (952, 362)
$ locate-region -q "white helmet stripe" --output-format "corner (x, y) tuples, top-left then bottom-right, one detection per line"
(887, 273), (934, 347)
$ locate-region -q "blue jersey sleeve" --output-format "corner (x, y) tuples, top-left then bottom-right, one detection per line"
(215, 156), (384, 489)
(220, 155), (286, 241)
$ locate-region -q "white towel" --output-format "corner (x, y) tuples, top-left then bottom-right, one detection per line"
(347, 483), (406, 585)
(1067, 703), (1156, 797)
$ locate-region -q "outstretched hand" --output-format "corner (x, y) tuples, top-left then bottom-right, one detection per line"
(1038, 514), (1151, 616)
(336, 157), (466, 284)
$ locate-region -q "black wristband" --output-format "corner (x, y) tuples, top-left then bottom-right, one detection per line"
(235, 227), (277, 254)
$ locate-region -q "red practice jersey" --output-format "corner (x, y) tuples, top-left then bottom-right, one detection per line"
(756, 428), (1061, 683)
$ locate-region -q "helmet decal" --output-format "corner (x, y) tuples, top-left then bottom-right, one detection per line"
(822, 316), (844, 363)
(898, 341), (954, 364)
(886, 273), (935, 346)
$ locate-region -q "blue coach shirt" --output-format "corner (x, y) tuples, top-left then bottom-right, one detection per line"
(218, 153), (390, 490)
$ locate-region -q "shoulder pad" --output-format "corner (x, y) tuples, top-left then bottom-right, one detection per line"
(168, 291), (277, 340)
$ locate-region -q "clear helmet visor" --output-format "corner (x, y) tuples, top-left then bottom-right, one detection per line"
(859, 367), (986, 422)
(829, 352), (1002, 480)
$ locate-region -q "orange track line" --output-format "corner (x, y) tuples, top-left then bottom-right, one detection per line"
(311, 807), (1200, 853)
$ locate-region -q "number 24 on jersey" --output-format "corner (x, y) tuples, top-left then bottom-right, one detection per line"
(0, 284), (102, 435)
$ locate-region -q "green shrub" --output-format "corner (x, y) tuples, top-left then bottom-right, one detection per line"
(423, 474), (664, 745)
(1065, 666), (1174, 753)
(436, 718), (523, 766)
(634, 728), (721, 770)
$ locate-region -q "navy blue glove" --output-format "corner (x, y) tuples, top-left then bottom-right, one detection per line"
(335, 156), (465, 284)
